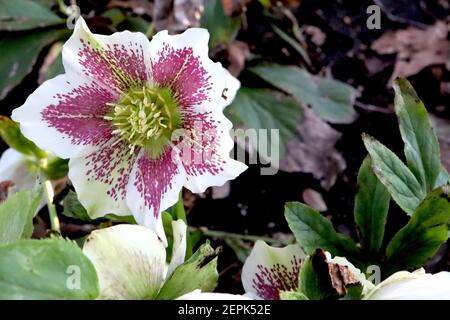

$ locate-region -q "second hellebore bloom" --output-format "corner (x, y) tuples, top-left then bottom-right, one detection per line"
(12, 18), (247, 243)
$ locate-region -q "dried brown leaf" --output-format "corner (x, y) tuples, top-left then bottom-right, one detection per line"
(372, 21), (450, 84)
(279, 108), (346, 189)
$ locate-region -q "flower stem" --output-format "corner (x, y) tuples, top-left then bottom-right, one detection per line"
(43, 179), (60, 233)
(40, 159), (60, 233)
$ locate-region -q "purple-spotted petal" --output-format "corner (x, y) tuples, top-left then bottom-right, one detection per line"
(63, 17), (151, 93)
(126, 148), (186, 245)
(68, 141), (138, 218)
(12, 74), (116, 159)
(242, 241), (305, 300)
(149, 28), (239, 112)
(176, 108), (247, 193)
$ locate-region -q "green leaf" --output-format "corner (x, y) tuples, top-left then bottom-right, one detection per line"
(227, 87), (302, 157)
(0, 29), (66, 100)
(0, 238), (99, 299)
(162, 211), (174, 262)
(156, 243), (219, 300)
(271, 24), (311, 66)
(200, 0), (240, 47)
(121, 16), (150, 34)
(0, 185), (42, 245)
(298, 253), (336, 300)
(43, 156), (68, 180)
(0, 0), (64, 31)
(284, 202), (362, 265)
(249, 64), (357, 124)
(280, 291), (309, 300)
(354, 157), (390, 253)
(393, 78), (441, 193)
(0, 116), (47, 158)
(62, 191), (91, 221)
(363, 134), (426, 215)
(385, 186), (450, 273)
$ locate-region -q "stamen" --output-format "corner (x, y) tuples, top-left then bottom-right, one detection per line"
(106, 86), (182, 159)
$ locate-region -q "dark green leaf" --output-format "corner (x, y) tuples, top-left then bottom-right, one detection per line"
(385, 186), (450, 273)
(249, 64), (357, 124)
(363, 134), (425, 215)
(298, 251), (338, 300)
(0, 29), (66, 100)
(0, 116), (47, 158)
(43, 157), (68, 180)
(62, 191), (91, 221)
(271, 24), (311, 65)
(0, 238), (99, 299)
(0, 0), (63, 31)
(280, 291), (309, 300)
(156, 243), (219, 300)
(285, 202), (362, 265)
(0, 185), (42, 245)
(227, 87), (302, 157)
(354, 157), (390, 252)
(162, 212), (174, 263)
(200, 0), (240, 47)
(393, 78), (441, 193)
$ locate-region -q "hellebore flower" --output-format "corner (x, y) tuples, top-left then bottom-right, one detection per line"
(242, 241), (370, 300)
(12, 17), (247, 244)
(364, 268), (450, 300)
(82, 222), (188, 299)
(241, 241), (305, 300)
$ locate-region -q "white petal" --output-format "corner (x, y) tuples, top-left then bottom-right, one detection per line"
(365, 269), (450, 300)
(241, 241), (305, 300)
(126, 148), (186, 246)
(149, 28), (240, 112)
(177, 289), (251, 300)
(63, 17), (152, 93)
(82, 224), (166, 300)
(166, 219), (187, 278)
(178, 108), (247, 193)
(0, 148), (37, 192)
(68, 141), (138, 219)
(12, 74), (116, 159)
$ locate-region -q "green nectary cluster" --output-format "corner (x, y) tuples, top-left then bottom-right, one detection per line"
(105, 86), (182, 158)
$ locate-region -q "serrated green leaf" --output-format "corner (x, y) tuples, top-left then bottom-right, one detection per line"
(249, 64), (357, 124)
(0, 0), (64, 31)
(354, 157), (390, 253)
(0, 238), (99, 299)
(363, 134), (425, 215)
(156, 243), (219, 300)
(393, 78), (441, 193)
(200, 0), (240, 47)
(0, 116), (47, 158)
(227, 87), (302, 157)
(0, 185), (42, 245)
(284, 202), (362, 265)
(0, 29), (66, 100)
(385, 186), (450, 273)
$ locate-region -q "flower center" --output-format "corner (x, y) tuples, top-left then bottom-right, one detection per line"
(106, 86), (181, 158)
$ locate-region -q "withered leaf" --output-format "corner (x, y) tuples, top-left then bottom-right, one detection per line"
(371, 21), (450, 84)
(280, 108), (346, 190)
